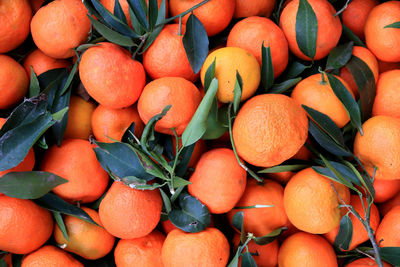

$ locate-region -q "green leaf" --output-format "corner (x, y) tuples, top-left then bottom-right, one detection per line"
(172, 176), (191, 188)
(201, 112), (228, 140)
(342, 24), (365, 47)
(182, 13), (209, 73)
(35, 193), (99, 226)
(204, 58), (216, 92)
(233, 71), (243, 114)
(50, 85), (71, 146)
(227, 251), (240, 267)
(269, 78), (301, 94)
(326, 73), (363, 134)
(157, 0), (209, 26)
(160, 188), (172, 213)
(261, 43), (274, 91)
(29, 67), (40, 97)
(181, 78), (219, 147)
(168, 193), (211, 233)
(88, 16), (136, 47)
(334, 213), (353, 250)
(253, 227), (287, 245)
(295, 0), (318, 59)
(148, 0), (158, 28)
(346, 56), (376, 122)
(259, 161), (309, 173)
(53, 211), (69, 242)
(127, 0), (149, 30)
(232, 211), (244, 232)
(313, 161), (361, 187)
(142, 0), (166, 51)
(113, 0), (128, 23)
(284, 61), (310, 79)
(384, 22), (400, 29)
(0, 171), (67, 199)
(130, 145), (168, 180)
(379, 247), (400, 265)
(175, 143), (195, 177)
(0, 258), (6, 267)
(11, 255), (22, 267)
(325, 42), (354, 70)
(241, 251), (257, 267)
(60, 61), (78, 95)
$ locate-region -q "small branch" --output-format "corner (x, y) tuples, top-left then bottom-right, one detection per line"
(335, 0), (352, 17)
(355, 248), (376, 261)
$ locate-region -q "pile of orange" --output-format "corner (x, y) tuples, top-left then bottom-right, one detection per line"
(1, 0), (400, 266)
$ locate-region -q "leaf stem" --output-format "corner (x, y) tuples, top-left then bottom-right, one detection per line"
(132, 34), (147, 60)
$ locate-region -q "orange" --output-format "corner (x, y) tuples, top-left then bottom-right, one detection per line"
(0, 55), (29, 110)
(79, 42), (146, 109)
(339, 46), (379, 98)
(376, 206), (400, 247)
(234, 0), (275, 18)
(378, 60), (400, 73)
(0, 0), (32, 53)
(379, 193), (400, 216)
(200, 47), (261, 103)
(345, 258), (391, 267)
(29, 0), (44, 13)
(284, 167), (350, 234)
(40, 139), (109, 203)
(342, 0), (379, 40)
(23, 49), (71, 79)
(21, 245), (83, 267)
(291, 73), (354, 128)
(30, 0), (91, 59)
(143, 24), (197, 82)
(169, 0), (235, 36)
(137, 77), (202, 135)
(64, 95), (96, 140)
(0, 195), (53, 254)
(161, 228), (229, 267)
(373, 179), (400, 203)
(99, 181), (162, 239)
(227, 16), (289, 77)
(232, 94), (308, 167)
(188, 148), (246, 214)
(280, 0), (342, 61)
(372, 70), (400, 118)
(227, 179), (288, 237)
(172, 138), (206, 168)
(91, 104), (144, 143)
(353, 116), (400, 180)
(365, 1), (400, 62)
(114, 230), (165, 267)
(324, 195), (380, 251)
(54, 207), (115, 260)
(232, 233), (279, 267)
(278, 232), (338, 267)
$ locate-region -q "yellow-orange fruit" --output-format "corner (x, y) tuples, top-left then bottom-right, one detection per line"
(21, 245), (83, 267)
(372, 70), (400, 118)
(376, 206), (400, 247)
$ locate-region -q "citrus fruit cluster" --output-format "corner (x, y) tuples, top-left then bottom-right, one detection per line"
(1, 0), (400, 266)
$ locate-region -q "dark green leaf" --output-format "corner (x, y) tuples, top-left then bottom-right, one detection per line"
(0, 171), (67, 199)
(342, 24), (365, 47)
(0, 258), (6, 267)
(284, 61), (310, 79)
(253, 227), (287, 245)
(326, 73), (363, 134)
(259, 162), (309, 173)
(384, 22), (400, 29)
(168, 193), (211, 233)
(60, 61), (78, 95)
(181, 78), (218, 147)
(204, 58), (216, 92)
(157, 0), (209, 26)
(326, 42), (354, 70)
(50, 82), (71, 146)
(233, 71), (243, 113)
(53, 211), (69, 242)
(29, 67), (40, 97)
(11, 254), (22, 267)
(295, 0), (318, 59)
(334, 213), (353, 250)
(232, 211), (244, 232)
(183, 13), (209, 73)
(148, 0), (158, 28)
(130, 145), (168, 179)
(261, 43), (274, 90)
(113, 0), (128, 23)
(36, 193), (98, 225)
(175, 143), (195, 177)
(121, 122), (136, 144)
(201, 112), (228, 140)
(269, 78), (301, 94)
(227, 250), (240, 267)
(142, 0), (166, 51)
(313, 162), (361, 187)
(379, 247), (400, 265)
(128, 6), (146, 35)
(241, 251), (257, 267)
(160, 188), (172, 213)
(127, 0), (149, 30)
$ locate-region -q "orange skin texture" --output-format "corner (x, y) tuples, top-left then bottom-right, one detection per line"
(379, 192), (400, 216)
(227, 16), (289, 78)
(340, 46), (379, 98)
(376, 206), (400, 247)
(200, 47), (261, 103)
(232, 234), (279, 267)
(64, 95), (96, 140)
(138, 77), (202, 135)
(278, 232), (338, 267)
(373, 179), (400, 203)
(40, 139), (109, 203)
(169, 0), (235, 36)
(342, 0), (379, 40)
(79, 42), (146, 109)
(54, 207), (115, 260)
(0, 195), (53, 254)
(354, 116), (400, 180)
(227, 179), (288, 237)
(172, 138), (206, 168)
(345, 257), (391, 267)
(188, 148), (247, 214)
(0, 55), (29, 110)
(143, 24), (198, 82)
(0, 0), (32, 53)
(279, 0), (342, 61)
(99, 181), (162, 239)
(365, 1), (400, 62)
(284, 168), (350, 234)
(291, 73), (354, 128)
(30, 0), (91, 59)
(162, 228), (230, 267)
(372, 70), (400, 118)
(324, 195), (380, 251)
(234, 0), (275, 18)
(23, 49), (71, 79)
(21, 245), (83, 267)
(91, 104), (144, 143)
(378, 60), (400, 74)
(232, 94), (308, 167)
(114, 230), (165, 267)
